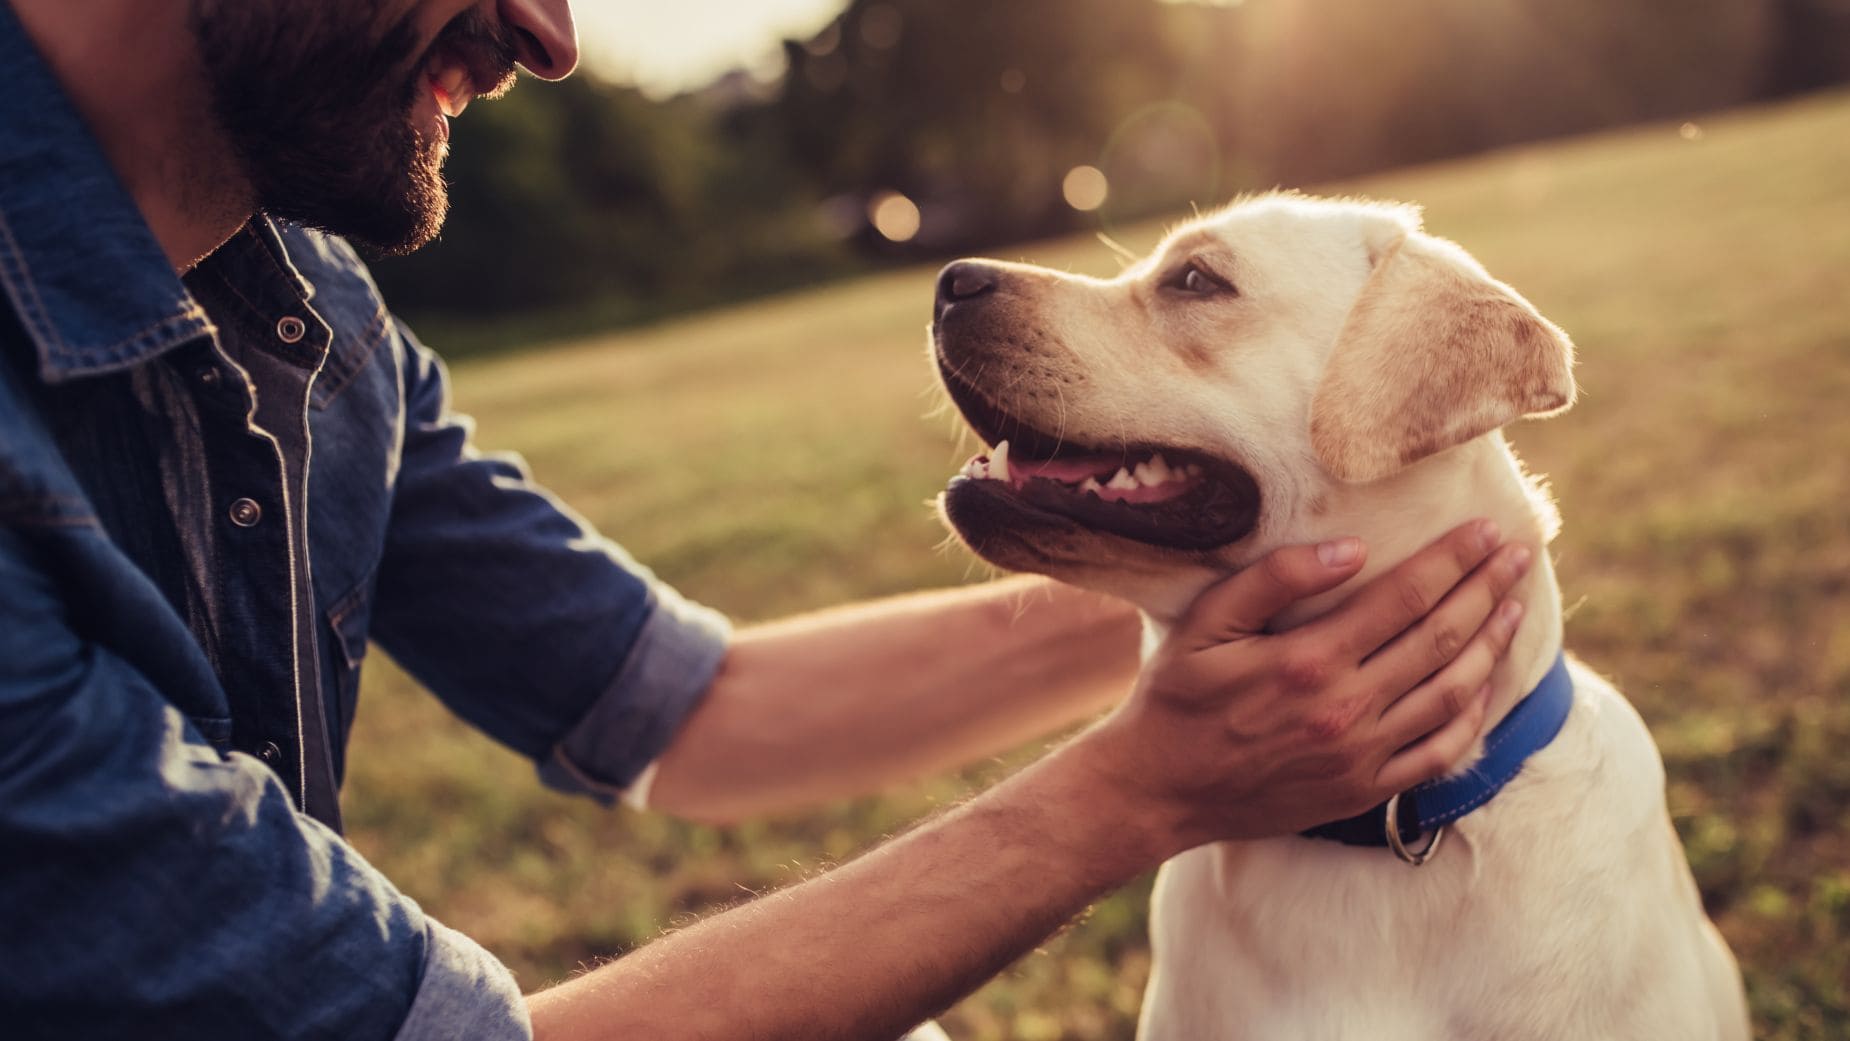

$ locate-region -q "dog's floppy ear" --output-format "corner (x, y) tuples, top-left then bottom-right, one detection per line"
(1310, 228), (1576, 484)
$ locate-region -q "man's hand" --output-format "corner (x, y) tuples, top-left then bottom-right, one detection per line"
(1078, 518), (1532, 856)
(529, 520), (1532, 1041)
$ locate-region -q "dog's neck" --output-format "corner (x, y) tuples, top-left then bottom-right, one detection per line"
(1144, 432), (1564, 766)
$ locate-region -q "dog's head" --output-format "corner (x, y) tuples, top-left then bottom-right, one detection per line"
(930, 193), (1575, 617)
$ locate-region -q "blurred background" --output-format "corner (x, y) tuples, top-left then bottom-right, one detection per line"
(372, 0), (1850, 353)
(346, 2), (1850, 1038)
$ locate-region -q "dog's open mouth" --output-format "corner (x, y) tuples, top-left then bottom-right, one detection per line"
(939, 368), (1260, 551)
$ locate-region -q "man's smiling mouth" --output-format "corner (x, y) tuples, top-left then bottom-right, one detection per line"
(426, 65), (475, 119)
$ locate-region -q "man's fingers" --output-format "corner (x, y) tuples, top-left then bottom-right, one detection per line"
(1376, 597), (1522, 740)
(1357, 543), (1531, 708)
(1309, 519), (1505, 661)
(1174, 538), (1367, 651)
(1374, 683), (1492, 794)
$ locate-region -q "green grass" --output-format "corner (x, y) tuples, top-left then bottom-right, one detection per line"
(343, 90), (1850, 1039)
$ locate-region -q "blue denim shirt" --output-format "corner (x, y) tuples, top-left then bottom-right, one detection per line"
(0, 6), (730, 1038)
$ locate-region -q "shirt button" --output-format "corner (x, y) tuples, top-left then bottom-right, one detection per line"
(276, 316), (307, 344)
(258, 741), (283, 764)
(228, 498), (263, 528)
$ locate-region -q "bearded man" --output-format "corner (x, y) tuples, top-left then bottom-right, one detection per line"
(0, 2), (1533, 1038)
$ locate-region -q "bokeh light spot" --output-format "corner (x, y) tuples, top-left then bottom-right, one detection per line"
(999, 68), (1027, 94)
(869, 190), (921, 242)
(1062, 166), (1110, 211)
(1679, 122), (1706, 141)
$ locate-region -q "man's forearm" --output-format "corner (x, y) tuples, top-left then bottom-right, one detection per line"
(534, 525), (1528, 1041)
(529, 738), (1163, 1041)
(648, 577), (1142, 822)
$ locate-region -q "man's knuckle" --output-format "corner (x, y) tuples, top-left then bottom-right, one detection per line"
(1439, 678), (1467, 717)
(1395, 576), (1434, 619)
(1453, 526), (1489, 564)
(1303, 695), (1365, 742)
(1278, 648), (1330, 693)
(1304, 747), (1356, 779)
(1430, 620), (1467, 662)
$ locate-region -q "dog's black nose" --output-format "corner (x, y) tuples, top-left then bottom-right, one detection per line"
(935, 260), (999, 322)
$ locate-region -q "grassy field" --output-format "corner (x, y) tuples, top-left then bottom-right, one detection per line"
(344, 90), (1850, 1039)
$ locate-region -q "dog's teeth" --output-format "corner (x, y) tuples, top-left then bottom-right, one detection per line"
(1147, 454), (1173, 483)
(1107, 467), (1138, 491)
(1184, 463), (1202, 478)
(1080, 476), (1102, 495)
(1133, 461), (1162, 486)
(991, 440), (1010, 482)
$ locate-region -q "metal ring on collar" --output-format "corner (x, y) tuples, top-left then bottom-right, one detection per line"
(1383, 792), (1444, 866)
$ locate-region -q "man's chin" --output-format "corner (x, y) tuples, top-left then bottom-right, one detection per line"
(263, 163), (448, 256)
(346, 195), (447, 257)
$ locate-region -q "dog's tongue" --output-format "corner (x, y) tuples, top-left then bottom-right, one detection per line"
(1011, 454), (1122, 483)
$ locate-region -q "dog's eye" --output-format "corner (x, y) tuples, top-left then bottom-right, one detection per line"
(1164, 262), (1232, 297)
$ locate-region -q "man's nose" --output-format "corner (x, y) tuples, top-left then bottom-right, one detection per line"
(934, 260), (1001, 323)
(498, 0), (578, 79)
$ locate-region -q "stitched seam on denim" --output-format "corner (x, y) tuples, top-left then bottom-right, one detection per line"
(89, 311), (212, 367)
(207, 253), (328, 370)
(253, 225), (392, 406)
(325, 566), (377, 671)
(312, 305), (391, 407)
(214, 230), (310, 320)
(545, 599), (673, 792)
(247, 222), (323, 304)
(545, 745), (622, 795)
(0, 209), (66, 355)
(0, 209), (211, 372)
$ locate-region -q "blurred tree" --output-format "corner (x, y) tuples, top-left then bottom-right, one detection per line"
(774, 0), (1184, 248)
(1765, 0), (1850, 95)
(368, 0), (1847, 351)
(1212, 0), (1778, 183)
(370, 73), (847, 337)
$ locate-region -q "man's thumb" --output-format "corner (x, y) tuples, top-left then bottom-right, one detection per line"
(1175, 538), (1366, 650)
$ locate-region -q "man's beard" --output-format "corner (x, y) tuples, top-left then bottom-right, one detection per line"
(190, 2), (516, 256)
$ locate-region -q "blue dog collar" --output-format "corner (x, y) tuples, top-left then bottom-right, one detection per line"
(1302, 650), (1574, 859)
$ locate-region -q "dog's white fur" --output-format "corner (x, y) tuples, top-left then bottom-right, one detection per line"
(932, 194), (1747, 1040)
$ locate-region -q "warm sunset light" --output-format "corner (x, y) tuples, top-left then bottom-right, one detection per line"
(576, 1), (847, 94)
(22, 0), (1842, 1038)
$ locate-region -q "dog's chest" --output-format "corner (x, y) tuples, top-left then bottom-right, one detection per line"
(1135, 677), (1713, 1041)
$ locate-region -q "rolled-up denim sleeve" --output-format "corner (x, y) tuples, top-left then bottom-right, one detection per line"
(370, 328), (730, 802)
(0, 531), (529, 1040)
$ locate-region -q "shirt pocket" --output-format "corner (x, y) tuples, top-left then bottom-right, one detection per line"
(324, 571), (376, 758)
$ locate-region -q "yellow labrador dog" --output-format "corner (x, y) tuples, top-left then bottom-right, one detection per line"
(928, 194), (1747, 1040)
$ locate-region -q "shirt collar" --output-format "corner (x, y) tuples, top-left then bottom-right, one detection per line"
(0, 0), (212, 383)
